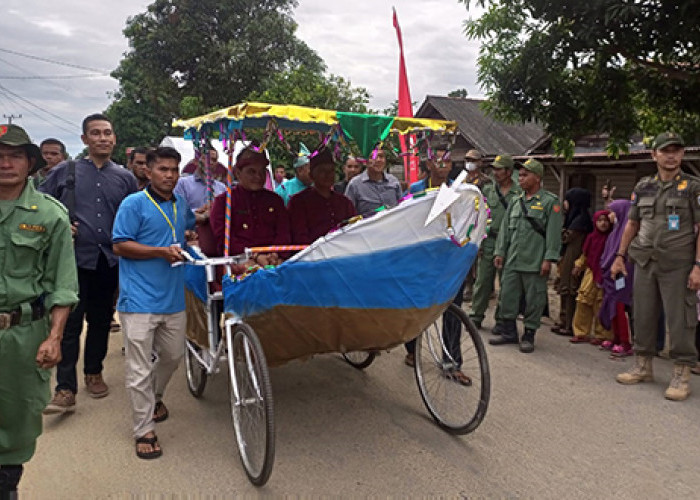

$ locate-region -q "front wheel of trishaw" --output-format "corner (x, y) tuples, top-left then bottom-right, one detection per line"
(226, 322), (275, 486)
(342, 351), (376, 369)
(414, 303), (490, 435)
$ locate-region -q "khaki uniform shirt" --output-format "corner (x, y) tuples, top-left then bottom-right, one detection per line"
(628, 172), (700, 269)
(0, 181), (78, 312)
(482, 181), (521, 247)
(495, 188), (562, 272)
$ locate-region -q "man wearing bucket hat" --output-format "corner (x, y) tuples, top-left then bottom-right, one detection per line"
(490, 158), (562, 353)
(469, 154), (521, 329)
(0, 124), (78, 497)
(276, 143), (313, 206)
(612, 132), (700, 401)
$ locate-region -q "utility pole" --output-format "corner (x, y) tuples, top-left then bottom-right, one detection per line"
(3, 114), (21, 124)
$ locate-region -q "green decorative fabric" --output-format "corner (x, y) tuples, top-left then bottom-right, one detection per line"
(337, 113), (394, 159)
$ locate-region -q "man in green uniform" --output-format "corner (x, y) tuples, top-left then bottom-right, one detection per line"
(0, 124), (78, 497)
(469, 154), (521, 329)
(489, 159), (562, 353)
(612, 132), (700, 401)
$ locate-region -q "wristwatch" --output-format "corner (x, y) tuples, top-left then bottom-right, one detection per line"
(694, 260), (700, 268)
(615, 252), (626, 260)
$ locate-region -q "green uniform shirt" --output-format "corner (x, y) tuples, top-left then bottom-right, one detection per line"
(495, 188), (562, 272)
(482, 181), (522, 248)
(628, 172), (700, 269)
(0, 181), (79, 312)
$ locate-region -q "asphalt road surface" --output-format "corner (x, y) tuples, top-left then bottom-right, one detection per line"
(21, 305), (700, 498)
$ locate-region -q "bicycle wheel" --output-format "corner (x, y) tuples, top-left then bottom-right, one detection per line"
(184, 339), (207, 398)
(414, 303), (490, 434)
(342, 351), (376, 370)
(226, 323), (275, 486)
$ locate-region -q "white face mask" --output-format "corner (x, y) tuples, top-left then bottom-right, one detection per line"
(465, 162), (478, 172)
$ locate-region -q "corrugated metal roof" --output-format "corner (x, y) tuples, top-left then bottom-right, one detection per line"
(415, 96), (544, 156)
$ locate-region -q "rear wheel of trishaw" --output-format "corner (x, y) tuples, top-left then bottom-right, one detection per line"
(184, 339), (207, 397)
(342, 351), (376, 369)
(226, 323), (275, 486)
(414, 303), (490, 435)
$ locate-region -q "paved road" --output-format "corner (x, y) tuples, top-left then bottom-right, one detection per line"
(21, 304), (700, 498)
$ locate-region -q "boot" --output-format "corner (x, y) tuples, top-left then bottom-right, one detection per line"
(519, 328), (536, 353)
(492, 322), (506, 336)
(562, 295), (576, 336)
(664, 364), (691, 401)
(616, 355), (654, 384)
(489, 321), (518, 345)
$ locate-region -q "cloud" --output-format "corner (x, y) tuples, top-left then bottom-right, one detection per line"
(0, 0), (483, 156)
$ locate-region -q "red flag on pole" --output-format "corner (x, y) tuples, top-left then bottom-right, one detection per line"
(393, 7), (419, 184)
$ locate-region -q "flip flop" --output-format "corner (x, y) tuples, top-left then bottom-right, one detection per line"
(135, 434), (162, 460)
(153, 401), (169, 423)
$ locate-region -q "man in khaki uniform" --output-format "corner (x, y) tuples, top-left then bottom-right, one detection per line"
(612, 132), (700, 401)
(489, 159), (562, 353)
(0, 124), (78, 497)
(469, 154), (521, 328)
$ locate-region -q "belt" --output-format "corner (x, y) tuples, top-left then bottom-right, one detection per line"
(0, 298), (46, 330)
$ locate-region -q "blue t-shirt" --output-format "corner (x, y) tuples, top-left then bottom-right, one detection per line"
(406, 177), (452, 196)
(113, 189), (196, 314)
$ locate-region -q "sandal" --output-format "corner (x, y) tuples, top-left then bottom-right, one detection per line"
(446, 369), (472, 386)
(589, 339), (603, 346)
(599, 340), (613, 351)
(135, 434), (162, 460)
(691, 364), (700, 376)
(611, 344), (633, 357)
(569, 336), (589, 344)
(153, 401), (169, 423)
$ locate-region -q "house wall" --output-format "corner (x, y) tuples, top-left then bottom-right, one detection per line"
(540, 163), (658, 209)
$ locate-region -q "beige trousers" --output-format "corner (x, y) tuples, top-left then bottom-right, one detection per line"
(120, 311), (186, 438)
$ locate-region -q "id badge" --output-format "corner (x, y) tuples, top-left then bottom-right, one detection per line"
(668, 214), (680, 231)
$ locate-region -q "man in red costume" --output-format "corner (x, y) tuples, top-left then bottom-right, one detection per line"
(288, 147), (356, 245)
(210, 144), (290, 266)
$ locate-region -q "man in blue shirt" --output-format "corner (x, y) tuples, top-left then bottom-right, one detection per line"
(113, 147), (196, 459)
(276, 142), (312, 205)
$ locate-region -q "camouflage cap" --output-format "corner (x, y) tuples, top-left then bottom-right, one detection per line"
(0, 124), (45, 173)
(491, 154), (514, 170)
(465, 149), (482, 161)
(652, 131), (685, 150)
(520, 158), (544, 177)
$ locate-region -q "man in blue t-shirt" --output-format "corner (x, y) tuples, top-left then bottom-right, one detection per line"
(113, 146), (196, 460)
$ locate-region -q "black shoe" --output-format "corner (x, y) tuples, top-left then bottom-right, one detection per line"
(489, 335), (518, 346)
(520, 329), (536, 353)
(492, 322), (506, 336)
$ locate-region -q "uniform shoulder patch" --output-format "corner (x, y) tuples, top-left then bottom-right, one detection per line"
(553, 204), (561, 213)
(41, 193), (70, 215)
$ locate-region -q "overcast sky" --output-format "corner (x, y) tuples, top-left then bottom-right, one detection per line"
(0, 0), (483, 156)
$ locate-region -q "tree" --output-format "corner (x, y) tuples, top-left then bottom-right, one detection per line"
(448, 88), (468, 98)
(247, 66), (370, 112)
(461, 1), (700, 156)
(107, 0), (324, 162)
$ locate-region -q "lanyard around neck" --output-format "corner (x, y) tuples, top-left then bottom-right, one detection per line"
(144, 190), (178, 243)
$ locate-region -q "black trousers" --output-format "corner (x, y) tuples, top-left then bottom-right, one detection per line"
(56, 253), (119, 394)
(405, 280), (466, 368)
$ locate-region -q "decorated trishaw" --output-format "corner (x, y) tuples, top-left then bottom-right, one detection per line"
(173, 102), (491, 486)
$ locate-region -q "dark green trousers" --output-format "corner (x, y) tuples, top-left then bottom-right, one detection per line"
(498, 268), (548, 330)
(470, 239), (502, 322)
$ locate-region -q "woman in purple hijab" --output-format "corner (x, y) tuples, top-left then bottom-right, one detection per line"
(599, 199), (634, 356)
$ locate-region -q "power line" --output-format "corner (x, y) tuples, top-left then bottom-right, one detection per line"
(0, 88), (77, 136)
(0, 83), (79, 135)
(0, 56), (72, 92)
(0, 48), (107, 73)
